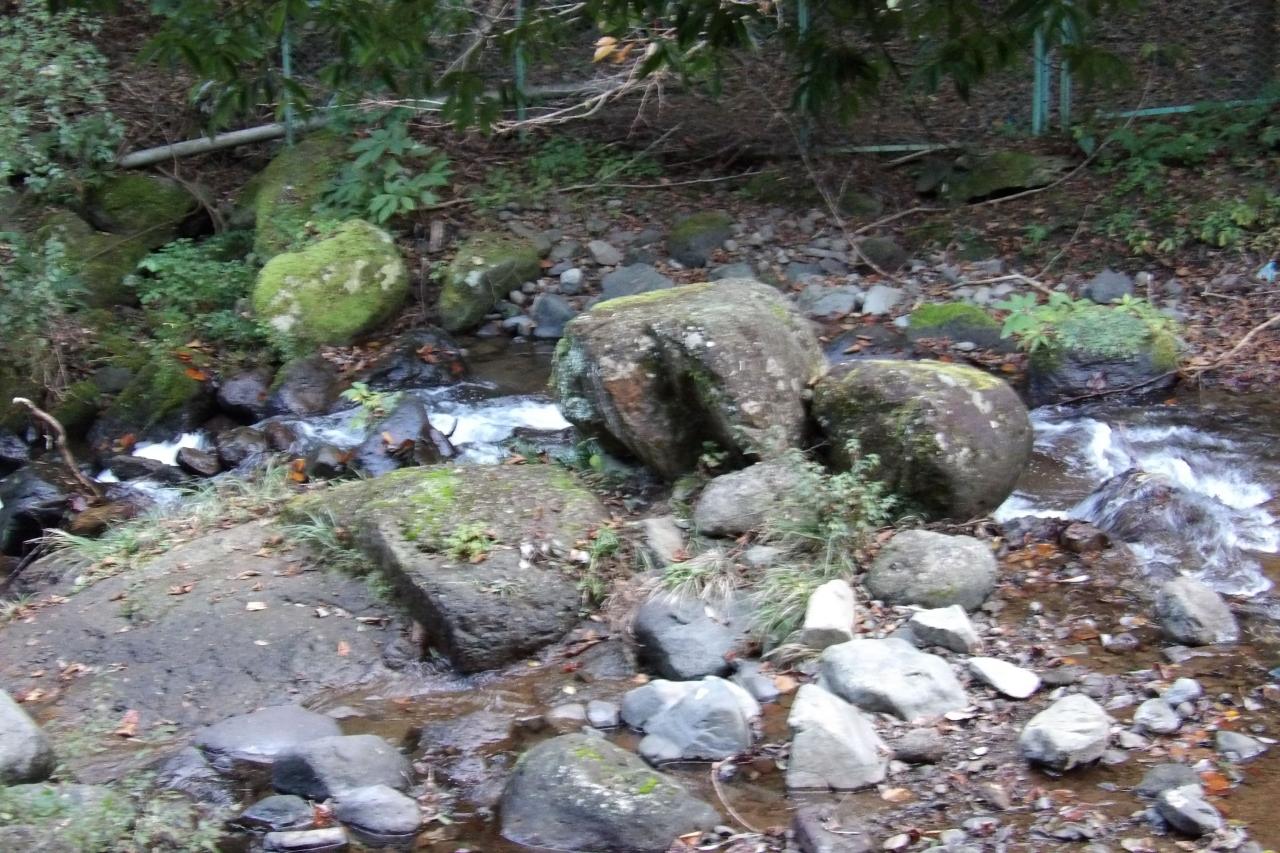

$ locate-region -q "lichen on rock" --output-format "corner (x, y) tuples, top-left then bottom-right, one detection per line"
(37, 210), (149, 307)
(437, 232), (542, 332)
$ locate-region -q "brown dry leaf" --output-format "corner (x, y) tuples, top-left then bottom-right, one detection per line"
(313, 803), (335, 828)
(773, 674), (799, 694)
(881, 787), (913, 803)
(337, 640), (351, 657)
(167, 583), (195, 596)
(113, 709), (141, 738)
(1200, 769), (1232, 794)
(184, 367), (209, 381)
(15, 687), (46, 702)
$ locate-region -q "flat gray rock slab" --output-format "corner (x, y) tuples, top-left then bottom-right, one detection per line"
(195, 705), (342, 773)
(622, 676), (759, 762)
(334, 784), (423, 837)
(787, 684), (888, 791)
(967, 657), (1040, 699)
(820, 638), (968, 721)
(632, 592), (751, 680)
(272, 734), (412, 799)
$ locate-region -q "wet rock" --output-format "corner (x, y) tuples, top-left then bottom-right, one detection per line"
(269, 356), (340, 418)
(237, 795), (316, 831)
(1161, 677), (1202, 706)
(305, 444), (353, 480)
(820, 638), (968, 721)
(1156, 785), (1222, 837)
(1135, 763), (1200, 797)
(588, 239), (623, 266)
(354, 328), (467, 390)
(632, 592), (751, 680)
(797, 284), (862, 318)
(263, 827), (350, 852)
(587, 700), (622, 729)
(439, 232), (541, 333)
(263, 420), (301, 452)
(104, 454), (188, 485)
(500, 733), (720, 852)
(530, 293), (577, 339)
(273, 734), (411, 799)
(813, 360), (1031, 520)
(217, 426), (271, 467)
(1155, 577), (1239, 646)
(546, 703), (588, 733)
(892, 729), (945, 764)
(1018, 694), (1111, 771)
(599, 263), (674, 302)
(908, 605), (980, 653)
(792, 806), (873, 853)
(0, 689), (56, 784)
(155, 747), (238, 808)
(0, 467), (67, 554)
(693, 460), (817, 537)
(194, 704), (342, 774)
(787, 684), (888, 791)
(1082, 269), (1135, 304)
(333, 784), (422, 837)
(554, 279), (823, 479)
(354, 397), (452, 477)
(967, 657), (1040, 699)
(859, 284), (903, 316)
(217, 368), (275, 422)
(298, 465), (608, 672)
(801, 580), (856, 650)
(0, 429), (29, 475)
(177, 446), (222, 477)
(1060, 522), (1108, 554)
(668, 211), (733, 267)
(854, 237), (907, 272)
(732, 661), (781, 704)
(865, 531), (998, 611)
(1216, 730), (1266, 761)
(622, 676), (759, 761)
(1133, 698), (1180, 735)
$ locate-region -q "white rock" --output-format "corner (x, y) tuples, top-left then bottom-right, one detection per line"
(908, 605), (980, 653)
(820, 638), (968, 721)
(1018, 693), (1111, 771)
(968, 657), (1040, 699)
(1161, 677), (1202, 707)
(1133, 698), (1180, 735)
(1157, 784), (1222, 837)
(786, 684), (888, 791)
(860, 284), (903, 316)
(587, 240), (623, 266)
(800, 580), (856, 650)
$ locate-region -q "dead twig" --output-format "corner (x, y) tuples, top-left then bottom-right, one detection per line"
(1186, 311), (1280, 379)
(12, 397), (103, 500)
(950, 273), (1055, 297)
(1052, 371), (1178, 405)
(710, 760), (763, 835)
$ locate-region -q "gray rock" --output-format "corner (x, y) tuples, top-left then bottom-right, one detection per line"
(268, 356), (340, 418)
(692, 460), (817, 537)
(1155, 578), (1239, 646)
(892, 729), (945, 764)
(1157, 784), (1222, 837)
(155, 747), (237, 808)
(785, 262), (826, 284)
(668, 211), (733, 267)
(632, 593), (750, 680)
(1018, 694), (1111, 771)
(732, 661), (781, 704)
(558, 267), (584, 294)
(854, 237), (907, 272)
(354, 397), (452, 477)
(193, 704), (342, 774)
(546, 703), (588, 733)
(549, 240), (580, 263)
(1133, 698), (1180, 734)
(1082, 269), (1134, 304)
(587, 700), (621, 729)
(801, 580), (856, 650)
(237, 795), (316, 831)
(333, 784), (422, 837)
(743, 545), (784, 569)
(622, 677), (759, 761)
(1161, 677), (1203, 706)
(792, 806), (873, 853)
(787, 684), (888, 791)
(866, 531), (998, 611)
(820, 638), (968, 721)
(530, 293), (577, 339)
(217, 426), (270, 467)
(1215, 729), (1267, 761)
(798, 284), (862, 318)
(587, 239), (623, 266)
(638, 515), (685, 565)
(502, 315), (536, 337)
(500, 734), (720, 851)
(1135, 763), (1200, 797)
(263, 827), (349, 852)
(272, 734), (411, 798)
(859, 284), (903, 316)
(599, 263), (674, 302)
(710, 262), (756, 281)
(0, 689), (55, 785)
(967, 657), (1040, 699)
(908, 606), (980, 654)
(217, 368), (275, 421)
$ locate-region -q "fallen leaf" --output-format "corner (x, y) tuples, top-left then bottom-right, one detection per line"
(1200, 769), (1232, 794)
(337, 640), (351, 657)
(167, 583), (195, 596)
(881, 787), (913, 803)
(184, 367), (209, 381)
(114, 709), (141, 737)
(773, 674), (799, 694)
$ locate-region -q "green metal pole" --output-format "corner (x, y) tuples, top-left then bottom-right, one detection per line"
(282, 17), (295, 146)
(1059, 20), (1073, 129)
(797, 0), (811, 150)
(514, 0), (527, 125)
(1032, 25), (1048, 135)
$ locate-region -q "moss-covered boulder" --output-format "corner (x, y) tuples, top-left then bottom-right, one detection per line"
(253, 219), (408, 349)
(500, 734), (720, 852)
(943, 152), (1072, 203)
(252, 133), (349, 258)
(667, 211), (733, 267)
(37, 210), (148, 307)
(49, 380), (102, 442)
(907, 302), (1005, 349)
(1028, 305), (1179, 406)
(812, 359), (1031, 520)
(437, 233), (541, 333)
(84, 174), (200, 249)
(289, 465), (608, 672)
(553, 279), (824, 479)
(87, 358), (211, 453)
(855, 236), (907, 272)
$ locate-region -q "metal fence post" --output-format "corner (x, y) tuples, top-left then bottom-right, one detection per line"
(282, 15), (295, 145)
(1032, 24), (1050, 135)
(514, 0), (528, 125)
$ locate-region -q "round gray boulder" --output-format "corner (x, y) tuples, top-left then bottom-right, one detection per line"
(865, 530), (997, 611)
(0, 689), (56, 785)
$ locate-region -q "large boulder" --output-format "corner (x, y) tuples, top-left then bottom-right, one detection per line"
(667, 211), (733, 267)
(37, 210), (149, 307)
(272, 734), (411, 799)
(1027, 304), (1179, 406)
(291, 465), (608, 672)
(692, 460), (817, 537)
(553, 279), (824, 479)
(353, 397), (453, 476)
(438, 233), (541, 332)
(820, 638), (968, 721)
(0, 689), (56, 785)
(251, 133), (350, 257)
(865, 530), (997, 611)
(621, 676), (759, 763)
(500, 734), (720, 852)
(632, 593), (751, 680)
(0, 466), (68, 555)
(812, 359), (1031, 519)
(84, 173), (200, 249)
(787, 684), (888, 791)
(267, 355), (340, 418)
(87, 358), (211, 451)
(253, 219), (408, 349)
(1018, 693), (1111, 771)
(193, 705), (341, 774)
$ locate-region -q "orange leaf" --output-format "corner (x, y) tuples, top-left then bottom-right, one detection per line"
(1200, 770), (1231, 794)
(184, 367), (209, 381)
(114, 709), (141, 738)
(337, 640), (351, 657)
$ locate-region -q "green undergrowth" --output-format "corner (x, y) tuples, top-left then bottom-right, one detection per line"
(995, 291), (1179, 362)
(471, 134), (661, 210)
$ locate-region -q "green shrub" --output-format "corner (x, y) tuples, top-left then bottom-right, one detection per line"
(472, 135), (661, 209)
(995, 292), (1177, 356)
(322, 111), (451, 225)
(0, 231), (82, 388)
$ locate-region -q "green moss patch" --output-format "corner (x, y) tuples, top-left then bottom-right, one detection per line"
(85, 174), (197, 248)
(252, 133), (350, 258)
(438, 232), (541, 333)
